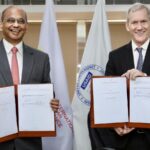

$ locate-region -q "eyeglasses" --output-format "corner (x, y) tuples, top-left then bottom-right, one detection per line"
(3, 17), (26, 25)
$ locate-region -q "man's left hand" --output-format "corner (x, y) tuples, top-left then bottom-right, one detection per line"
(122, 69), (146, 80)
(50, 99), (59, 112)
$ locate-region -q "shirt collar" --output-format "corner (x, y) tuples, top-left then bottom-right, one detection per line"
(3, 39), (23, 55)
(132, 38), (150, 52)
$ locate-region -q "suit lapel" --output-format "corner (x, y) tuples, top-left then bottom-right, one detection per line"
(0, 40), (13, 85)
(126, 42), (135, 69)
(142, 42), (150, 73)
(21, 44), (34, 83)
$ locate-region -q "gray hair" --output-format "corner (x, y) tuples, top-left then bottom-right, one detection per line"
(126, 3), (150, 23)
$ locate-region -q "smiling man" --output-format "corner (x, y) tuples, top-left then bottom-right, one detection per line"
(0, 6), (59, 150)
(88, 3), (150, 150)
(1, 6), (27, 45)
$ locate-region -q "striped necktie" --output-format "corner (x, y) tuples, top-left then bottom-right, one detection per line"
(136, 47), (143, 71)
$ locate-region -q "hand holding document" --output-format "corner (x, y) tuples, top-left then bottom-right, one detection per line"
(0, 84), (55, 142)
(91, 76), (150, 128)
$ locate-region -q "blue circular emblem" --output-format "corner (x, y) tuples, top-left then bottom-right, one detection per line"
(76, 64), (104, 106)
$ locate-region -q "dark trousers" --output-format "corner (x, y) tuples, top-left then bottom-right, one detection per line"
(0, 137), (42, 150)
(88, 113), (150, 150)
(124, 130), (150, 150)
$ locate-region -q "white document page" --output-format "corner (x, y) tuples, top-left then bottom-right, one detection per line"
(93, 77), (128, 124)
(18, 84), (54, 131)
(0, 86), (18, 138)
(130, 77), (150, 123)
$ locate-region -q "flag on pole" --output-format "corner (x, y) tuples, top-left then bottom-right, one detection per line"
(72, 0), (111, 150)
(38, 0), (73, 150)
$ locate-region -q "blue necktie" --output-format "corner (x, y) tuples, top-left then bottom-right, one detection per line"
(136, 47), (143, 71)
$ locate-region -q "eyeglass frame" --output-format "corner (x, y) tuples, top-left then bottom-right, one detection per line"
(2, 17), (27, 25)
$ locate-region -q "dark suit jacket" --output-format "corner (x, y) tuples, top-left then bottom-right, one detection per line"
(0, 40), (50, 150)
(105, 41), (150, 76)
(88, 41), (150, 150)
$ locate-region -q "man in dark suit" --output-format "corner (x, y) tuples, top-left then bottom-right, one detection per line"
(88, 3), (150, 150)
(0, 5), (59, 150)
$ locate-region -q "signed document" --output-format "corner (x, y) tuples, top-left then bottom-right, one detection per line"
(18, 84), (54, 132)
(0, 86), (18, 139)
(130, 77), (150, 123)
(91, 76), (150, 128)
(93, 77), (128, 124)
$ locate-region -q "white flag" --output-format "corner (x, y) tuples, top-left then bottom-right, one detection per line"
(38, 0), (73, 150)
(72, 0), (111, 150)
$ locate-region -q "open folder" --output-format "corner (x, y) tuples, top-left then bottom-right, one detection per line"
(90, 76), (150, 128)
(0, 84), (55, 142)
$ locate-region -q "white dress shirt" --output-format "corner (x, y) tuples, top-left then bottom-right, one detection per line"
(3, 39), (23, 83)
